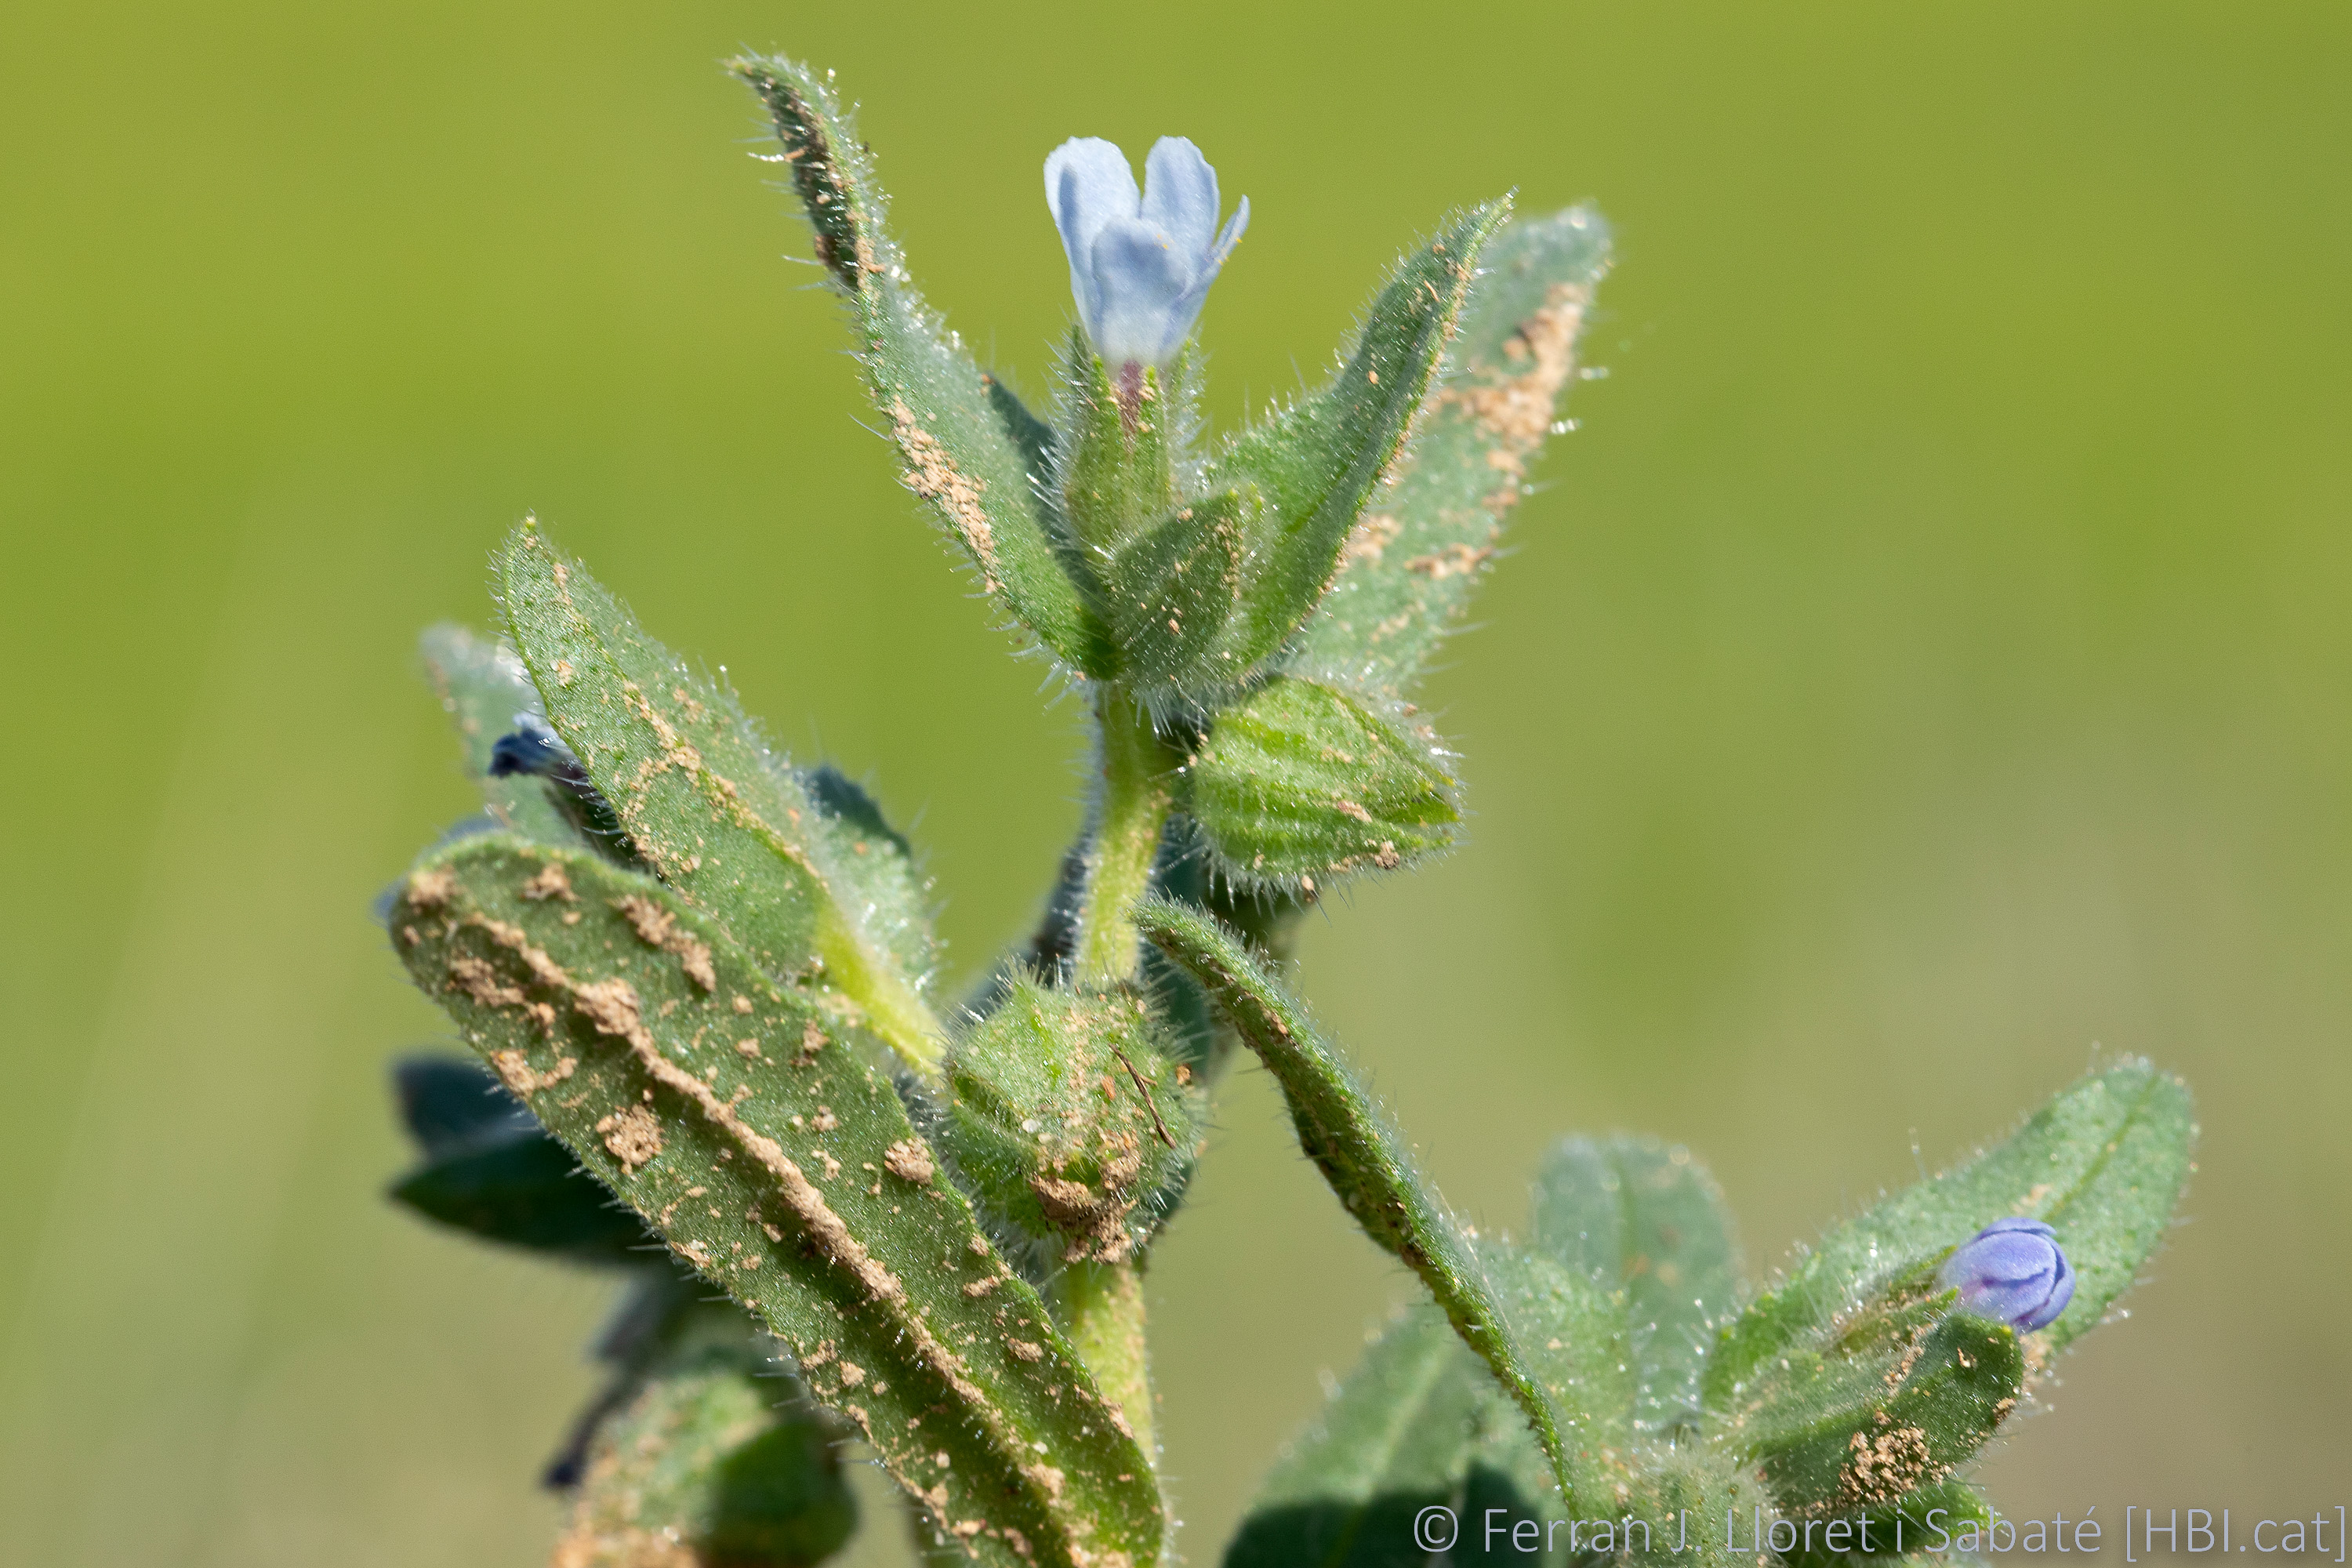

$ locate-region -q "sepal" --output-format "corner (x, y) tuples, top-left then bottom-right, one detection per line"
(1101, 488), (1255, 692)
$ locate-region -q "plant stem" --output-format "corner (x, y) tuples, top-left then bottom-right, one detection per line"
(1048, 1261), (1156, 1458)
(1061, 690), (1173, 1478)
(1073, 689), (1177, 985)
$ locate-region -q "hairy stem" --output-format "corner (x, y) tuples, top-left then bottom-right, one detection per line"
(1049, 1261), (1156, 1460)
(1074, 690), (1178, 985)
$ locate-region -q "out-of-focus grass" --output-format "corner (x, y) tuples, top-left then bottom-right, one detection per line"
(2, 2), (2346, 1562)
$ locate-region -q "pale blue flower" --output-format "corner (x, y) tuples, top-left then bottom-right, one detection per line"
(1939, 1218), (2075, 1332)
(1045, 136), (1248, 369)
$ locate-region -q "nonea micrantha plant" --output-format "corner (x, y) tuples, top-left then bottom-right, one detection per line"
(381, 53), (2198, 1568)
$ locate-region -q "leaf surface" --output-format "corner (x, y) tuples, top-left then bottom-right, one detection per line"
(392, 837), (1160, 1568)
(732, 56), (1108, 673)
(1134, 898), (1625, 1515)
(1290, 207), (1610, 700)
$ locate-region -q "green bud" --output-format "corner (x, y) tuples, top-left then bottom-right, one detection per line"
(938, 974), (1201, 1265)
(1184, 676), (1460, 888)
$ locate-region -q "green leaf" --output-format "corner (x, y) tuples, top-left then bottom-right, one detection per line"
(390, 1125), (654, 1265)
(730, 57), (1109, 675)
(419, 622), (584, 848)
(498, 528), (946, 1076)
(1527, 1135), (1739, 1435)
(1132, 897), (1625, 1515)
(1229, 1301), (1764, 1568)
(1193, 202), (1511, 684)
(1184, 677), (1459, 888)
(1290, 206), (1611, 702)
(1706, 1059), (2196, 1410)
(1225, 1307), (1544, 1568)
(391, 1054), (535, 1156)
(390, 837), (1161, 1568)
(1727, 1288), (2024, 1520)
(555, 1301), (860, 1568)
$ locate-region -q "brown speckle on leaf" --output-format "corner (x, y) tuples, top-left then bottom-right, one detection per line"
(489, 1048), (576, 1096)
(884, 1138), (936, 1185)
(1435, 281), (1588, 490)
(612, 895), (717, 992)
(573, 977), (644, 1039)
(1406, 542), (1495, 581)
(1338, 511), (1402, 569)
(594, 1103), (663, 1173)
(519, 862), (574, 902)
(406, 866), (457, 909)
(890, 399), (998, 591)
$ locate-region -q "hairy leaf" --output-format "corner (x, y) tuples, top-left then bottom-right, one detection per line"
(392, 1054), (538, 1156)
(731, 57), (1109, 675)
(1184, 677), (1458, 888)
(1290, 206), (1610, 701)
(555, 1323), (858, 1568)
(1528, 1135), (1739, 1435)
(1730, 1298), (2025, 1523)
(1707, 1059), (2196, 1408)
(1196, 202), (1511, 684)
(391, 1126), (654, 1265)
(1133, 898), (1625, 1515)
(499, 528), (945, 1075)
(391, 838), (1160, 1568)
(1225, 1307), (1548, 1568)
(797, 764), (937, 1003)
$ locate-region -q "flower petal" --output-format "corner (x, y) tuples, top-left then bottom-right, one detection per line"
(1140, 136), (1220, 263)
(1159, 195), (1250, 361)
(1045, 138), (1141, 332)
(1210, 194), (1250, 265)
(1087, 217), (1191, 366)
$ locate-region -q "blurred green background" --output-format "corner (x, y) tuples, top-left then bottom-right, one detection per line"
(4, 2), (2347, 1563)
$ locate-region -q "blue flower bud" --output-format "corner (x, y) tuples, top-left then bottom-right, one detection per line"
(487, 712), (575, 780)
(1044, 136), (1248, 369)
(1939, 1218), (2075, 1332)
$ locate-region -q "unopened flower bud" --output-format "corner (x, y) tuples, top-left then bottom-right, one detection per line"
(1939, 1218), (2074, 1332)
